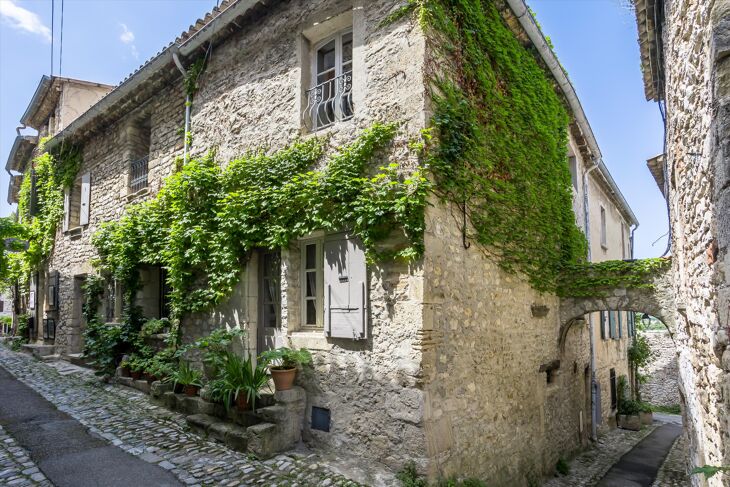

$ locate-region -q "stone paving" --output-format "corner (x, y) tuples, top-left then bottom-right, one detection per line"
(542, 426), (658, 487)
(0, 346), (364, 487)
(0, 425), (52, 487)
(651, 433), (690, 487)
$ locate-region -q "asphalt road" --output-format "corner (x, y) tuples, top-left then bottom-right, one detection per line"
(597, 422), (683, 487)
(0, 365), (182, 487)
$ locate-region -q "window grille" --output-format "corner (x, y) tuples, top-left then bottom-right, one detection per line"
(130, 156), (149, 193)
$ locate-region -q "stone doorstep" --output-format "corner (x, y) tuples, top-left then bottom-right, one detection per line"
(117, 376), (152, 394)
(62, 353), (93, 369)
(20, 344), (56, 358)
(185, 414), (277, 457)
(39, 354), (62, 363)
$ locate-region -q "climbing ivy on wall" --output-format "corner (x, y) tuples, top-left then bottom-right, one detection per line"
(556, 258), (671, 297)
(399, 0), (588, 291)
(92, 123), (429, 318)
(8, 142), (81, 285)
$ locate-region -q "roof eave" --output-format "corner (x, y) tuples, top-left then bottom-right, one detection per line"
(5, 135), (38, 174)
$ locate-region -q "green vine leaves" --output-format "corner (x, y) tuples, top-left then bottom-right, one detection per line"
(93, 123), (430, 318)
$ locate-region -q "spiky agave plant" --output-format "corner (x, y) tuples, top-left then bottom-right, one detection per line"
(209, 352), (269, 410)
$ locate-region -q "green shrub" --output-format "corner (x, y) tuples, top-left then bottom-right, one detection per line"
(169, 361), (203, 389)
(555, 458), (570, 476)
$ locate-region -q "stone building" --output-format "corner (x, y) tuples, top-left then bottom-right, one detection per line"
(634, 0), (730, 485)
(5, 0), (638, 484)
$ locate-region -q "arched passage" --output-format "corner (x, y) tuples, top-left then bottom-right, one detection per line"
(558, 260), (674, 351)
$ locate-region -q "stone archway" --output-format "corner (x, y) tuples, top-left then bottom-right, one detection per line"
(557, 260), (675, 351)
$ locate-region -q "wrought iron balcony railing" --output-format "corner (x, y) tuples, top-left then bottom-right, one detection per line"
(130, 156), (149, 193)
(303, 72), (353, 131)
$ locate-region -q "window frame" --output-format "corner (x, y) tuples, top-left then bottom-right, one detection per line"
(300, 238), (324, 330)
(307, 28), (354, 131)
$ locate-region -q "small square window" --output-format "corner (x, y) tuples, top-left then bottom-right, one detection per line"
(311, 406), (331, 432)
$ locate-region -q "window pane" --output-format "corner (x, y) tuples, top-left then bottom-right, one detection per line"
(306, 244), (317, 269)
(317, 40), (336, 75)
(306, 271), (316, 298)
(265, 304), (277, 327)
(342, 32), (353, 64)
(306, 300), (317, 325)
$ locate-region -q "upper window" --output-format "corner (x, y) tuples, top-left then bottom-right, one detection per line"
(599, 206), (607, 249)
(129, 117), (151, 194)
(568, 156), (578, 192)
(304, 30), (354, 131)
(63, 172), (91, 231)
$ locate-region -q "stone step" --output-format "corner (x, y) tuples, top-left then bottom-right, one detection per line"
(63, 353), (93, 369)
(185, 414), (276, 457)
(39, 354), (61, 363)
(117, 376), (151, 394)
(21, 344), (56, 359)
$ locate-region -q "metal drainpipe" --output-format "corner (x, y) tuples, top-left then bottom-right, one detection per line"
(172, 52), (191, 163)
(583, 159), (600, 442)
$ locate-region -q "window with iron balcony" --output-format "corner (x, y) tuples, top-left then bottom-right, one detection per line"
(303, 29), (354, 132)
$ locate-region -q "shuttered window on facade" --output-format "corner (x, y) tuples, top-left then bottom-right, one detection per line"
(600, 311), (606, 339)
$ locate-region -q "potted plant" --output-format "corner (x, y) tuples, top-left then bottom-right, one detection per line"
(171, 361), (204, 396)
(119, 359), (131, 378)
(639, 402), (654, 425)
(128, 356), (146, 381)
(259, 347), (312, 391)
(177, 328), (245, 380)
(209, 352), (269, 411)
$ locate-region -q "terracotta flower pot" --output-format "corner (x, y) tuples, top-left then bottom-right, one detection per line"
(270, 367), (297, 391)
(130, 370), (142, 380)
(146, 375), (158, 384)
(183, 384), (200, 397)
(120, 367), (130, 378)
(235, 393), (250, 411)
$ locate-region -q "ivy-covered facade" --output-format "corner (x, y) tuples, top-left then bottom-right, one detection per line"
(5, 0), (640, 484)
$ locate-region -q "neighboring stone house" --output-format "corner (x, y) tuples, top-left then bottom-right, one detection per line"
(634, 0), (730, 485)
(5, 0), (638, 483)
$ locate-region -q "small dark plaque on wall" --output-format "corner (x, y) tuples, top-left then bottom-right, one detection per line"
(531, 304), (550, 317)
(311, 406), (331, 432)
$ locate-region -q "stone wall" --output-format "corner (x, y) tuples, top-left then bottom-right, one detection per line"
(420, 200), (591, 485)
(660, 0), (730, 485)
(639, 330), (679, 407)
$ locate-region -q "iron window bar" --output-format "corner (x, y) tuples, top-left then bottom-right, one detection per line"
(303, 72), (353, 131)
(130, 156), (149, 193)
(43, 318), (55, 340)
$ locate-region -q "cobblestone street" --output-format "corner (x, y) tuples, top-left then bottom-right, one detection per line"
(0, 345), (692, 487)
(0, 346), (368, 487)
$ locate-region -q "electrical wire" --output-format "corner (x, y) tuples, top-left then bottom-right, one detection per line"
(51, 0), (54, 75)
(59, 0), (64, 76)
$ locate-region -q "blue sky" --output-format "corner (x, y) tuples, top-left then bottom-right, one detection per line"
(0, 0), (667, 258)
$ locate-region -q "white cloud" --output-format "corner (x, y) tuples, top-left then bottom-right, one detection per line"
(0, 0), (52, 43)
(119, 23), (139, 59)
(119, 22), (134, 44)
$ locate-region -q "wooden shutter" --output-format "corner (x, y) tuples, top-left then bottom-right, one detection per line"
(63, 188), (70, 232)
(599, 312), (606, 339)
(323, 235), (367, 340)
(47, 271), (59, 311)
(79, 172), (91, 226)
(29, 170), (38, 216)
(608, 311), (616, 338)
(618, 312), (623, 338)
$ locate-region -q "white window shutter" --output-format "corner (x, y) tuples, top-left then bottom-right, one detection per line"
(80, 172), (91, 226)
(324, 235), (367, 340)
(63, 188), (70, 232)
